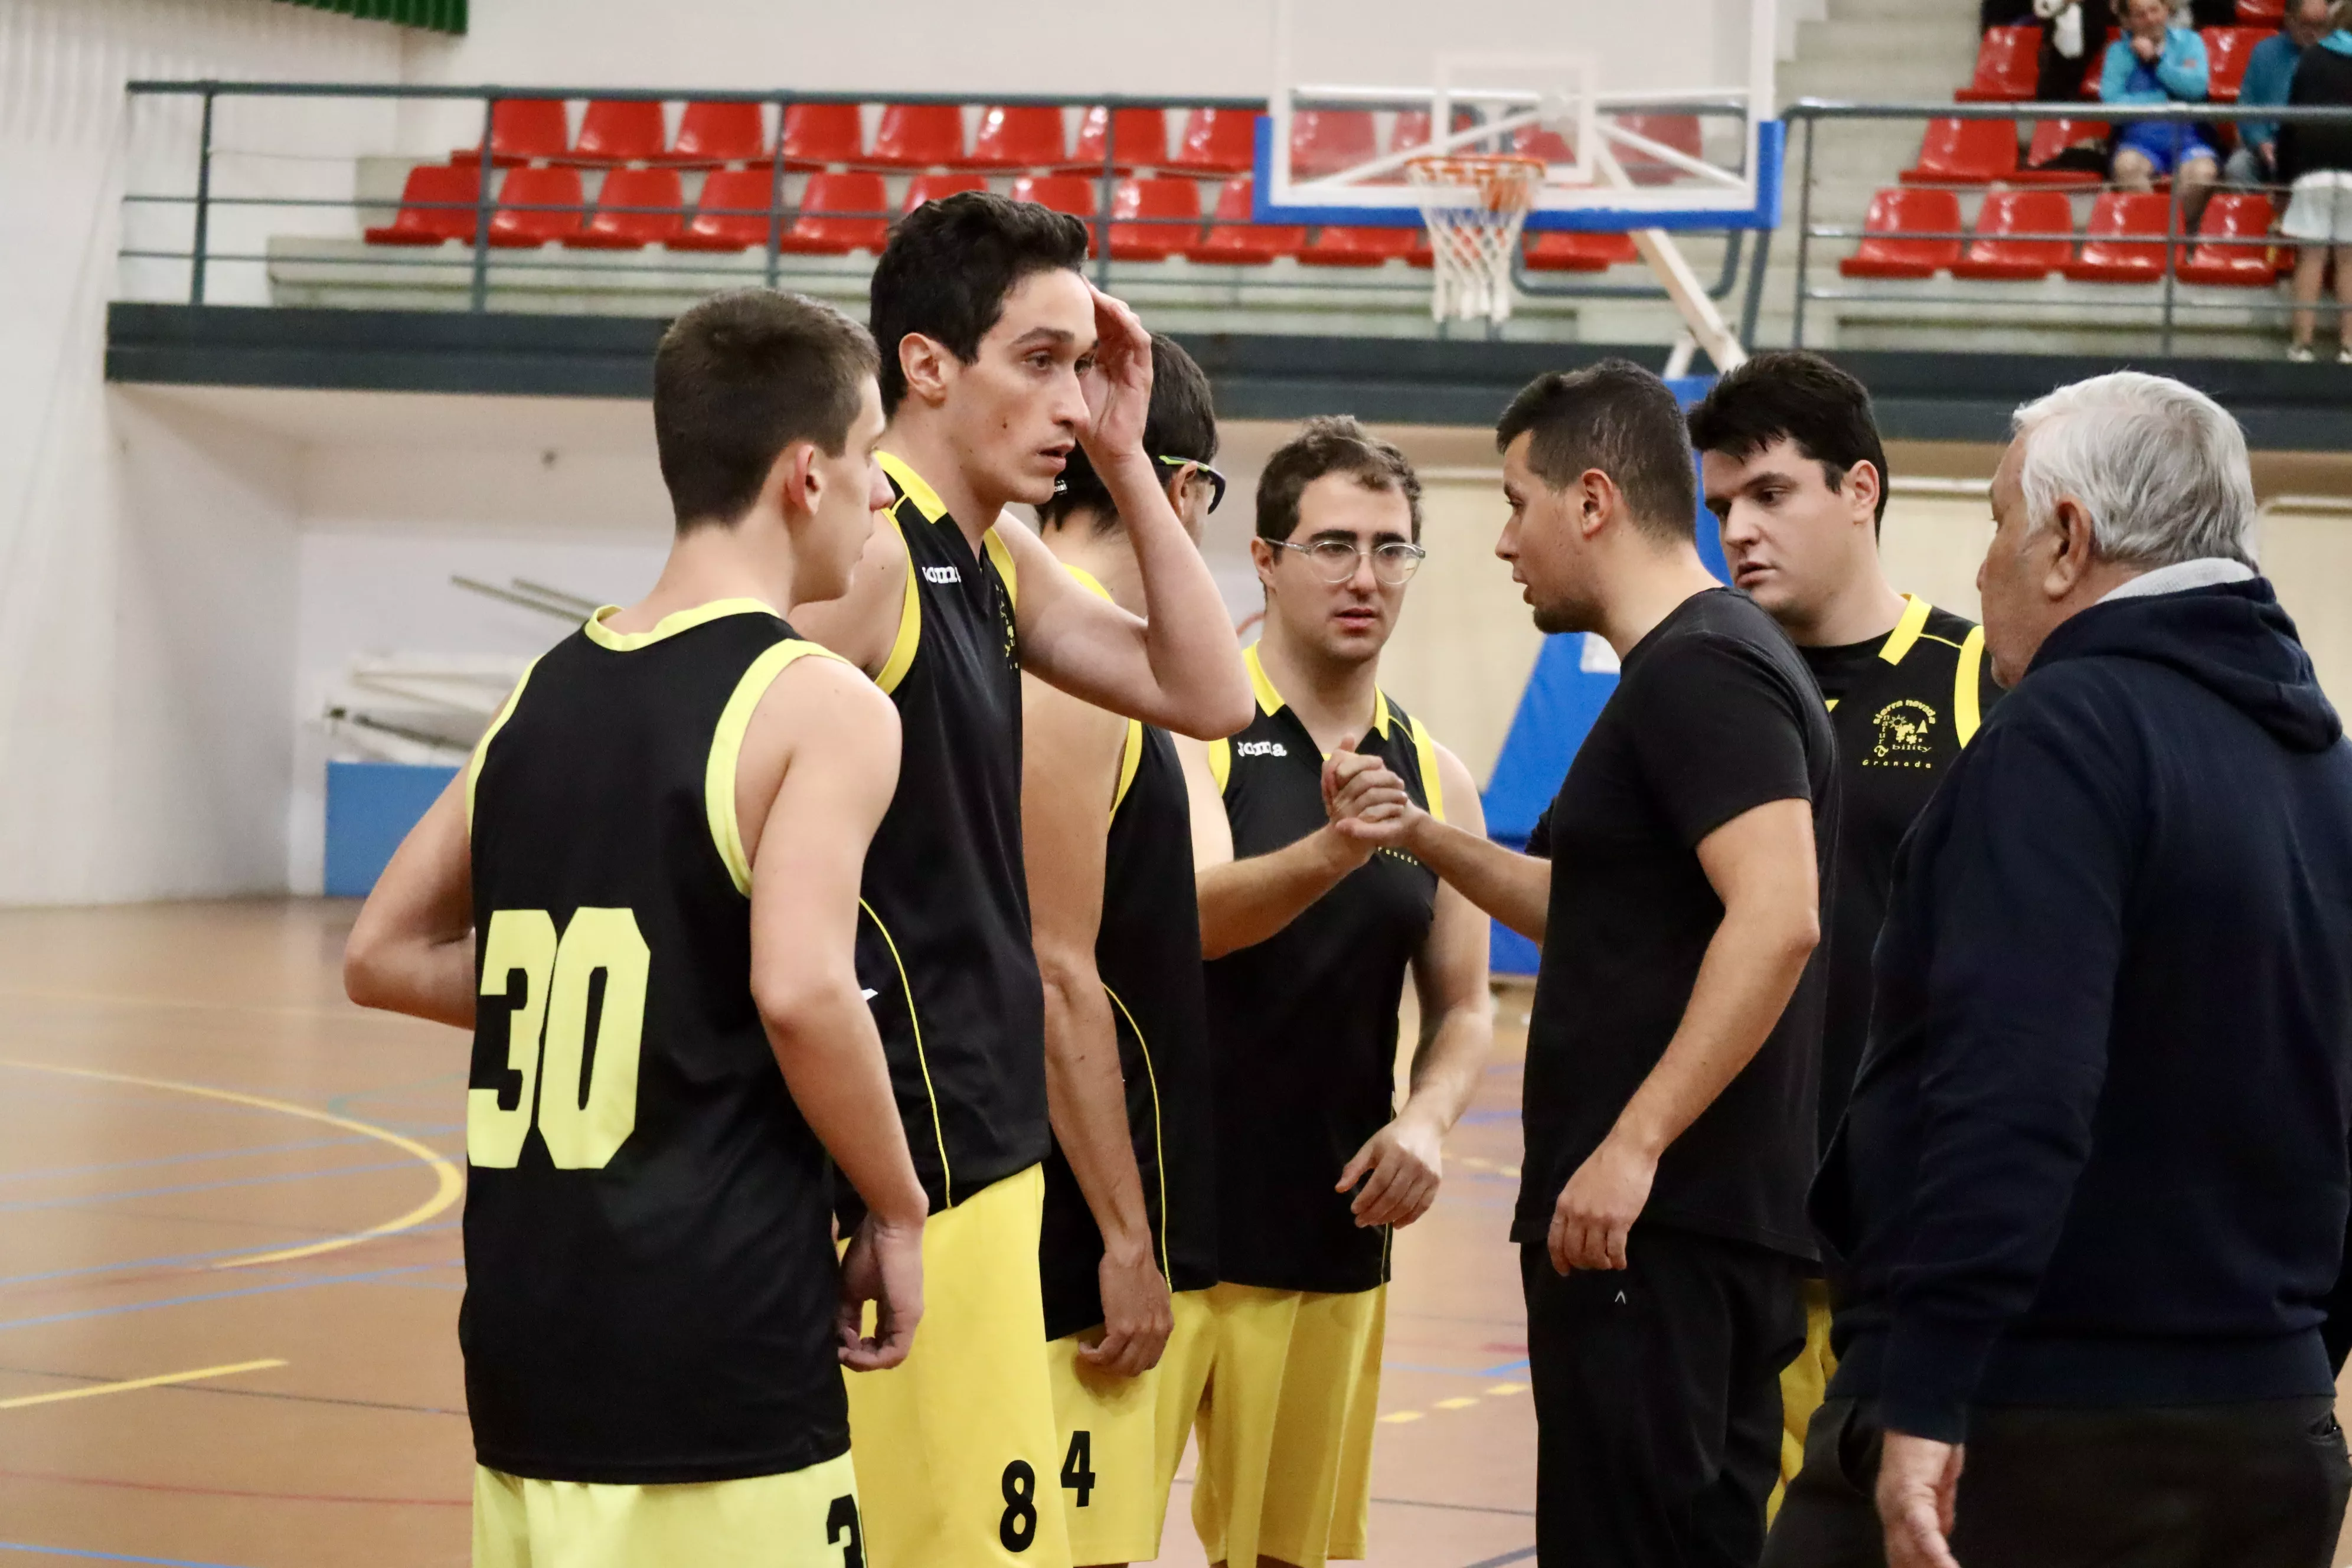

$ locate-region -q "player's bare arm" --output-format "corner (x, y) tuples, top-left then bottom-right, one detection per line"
(780, 509), (912, 677)
(1337, 743), (1495, 1229)
(736, 655), (930, 1371)
(1548, 796), (1818, 1275)
(1023, 671), (1174, 1378)
(343, 772), (475, 1028)
(1190, 741), (1393, 959)
(999, 288), (1251, 740)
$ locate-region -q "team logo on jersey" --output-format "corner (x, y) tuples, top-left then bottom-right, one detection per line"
(920, 565), (962, 586)
(1867, 698), (1939, 769)
(1236, 740), (1288, 758)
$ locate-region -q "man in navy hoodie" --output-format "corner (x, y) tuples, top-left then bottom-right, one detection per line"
(1765, 370), (2352, 1568)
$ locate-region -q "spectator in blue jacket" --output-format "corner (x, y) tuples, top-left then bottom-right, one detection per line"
(1763, 371), (2352, 1568)
(2103, 0), (2222, 223)
(2226, 0), (2335, 189)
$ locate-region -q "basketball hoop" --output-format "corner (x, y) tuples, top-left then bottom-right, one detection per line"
(1405, 153), (1546, 325)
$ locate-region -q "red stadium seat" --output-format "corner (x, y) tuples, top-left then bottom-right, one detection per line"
(1949, 189), (2076, 280)
(2238, 0), (2283, 18)
(1840, 187), (1963, 278)
(452, 98), (569, 168)
(1899, 117), (2018, 185)
(1392, 107), (1476, 156)
(1107, 178), (1201, 260)
(902, 172), (988, 213)
(1070, 107), (1169, 171)
(1168, 107), (1261, 175)
(780, 103), (863, 169)
(564, 100), (665, 166)
(1613, 113), (1704, 184)
(2203, 27), (2267, 102)
(669, 168), (780, 251)
(2082, 29), (2117, 97)
(1300, 223), (1418, 265)
(2175, 191), (2280, 284)
(778, 171), (890, 255)
(1010, 174), (1099, 218)
(2015, 117), (2109, 185)
(664, 102), (767, 166)
(563, 166), (684, 249)
(1292, 110), (1380, 178)
(1956, 27), (2043, 102)
(488, 166), (585, 247)
(869, 104), (966, 168)
(1185, 175), (1307, 263)
(1523, 229), (1639, 272)
(971, 106), (1067, 169)
(2061, 191), (2175, 282)
(364, 163), (482, 245)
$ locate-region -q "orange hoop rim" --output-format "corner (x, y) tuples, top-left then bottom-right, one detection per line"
(1403, 152), (1548, 213)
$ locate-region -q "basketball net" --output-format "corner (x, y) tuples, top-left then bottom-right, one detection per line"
(1405, 153), (1546, 325)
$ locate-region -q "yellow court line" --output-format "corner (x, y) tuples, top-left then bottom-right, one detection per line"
(0, 1059), (463, 1270)
(0, 1357), (286, 1411)
(1378, 1410), (1424, 1424)
(1435, 1396), (1480, 1410)
(1487, 1382), (1530, 1396)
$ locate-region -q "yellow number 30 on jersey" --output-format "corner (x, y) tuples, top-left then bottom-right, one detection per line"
(469, 907), (651, 1171)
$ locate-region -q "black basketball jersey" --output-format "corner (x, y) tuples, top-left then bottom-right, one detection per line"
(1805, 594), (2003, 1151)
(852, 453), (1047, 1215)
(463, 599), (851, 1485)
(1038, 566), (1219, 1341)
(1201, 645), (1443, 1295)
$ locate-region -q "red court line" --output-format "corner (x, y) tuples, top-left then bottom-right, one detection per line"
(0, 1465), (466, 1507)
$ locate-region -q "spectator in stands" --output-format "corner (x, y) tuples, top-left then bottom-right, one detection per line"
(2278, 0), (2352, 360)
(2034, 0), (2095, 104)
(2227, 0), (2335, 191)
(2103, 0), (2221, 223)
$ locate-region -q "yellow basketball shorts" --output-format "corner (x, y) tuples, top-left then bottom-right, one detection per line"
(472, 1451), (861, 1567)
(1045, 1287), (1217, 1564)
(845, 1163), (1072, 1568)
(1185, 1280), (1387, 1568)
(1769, 1278), (1838, 1523)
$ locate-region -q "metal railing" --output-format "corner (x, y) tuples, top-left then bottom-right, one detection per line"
(1779, 98), (2352, 355)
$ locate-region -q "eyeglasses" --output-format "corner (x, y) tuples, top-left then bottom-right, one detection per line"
(1270, 537), (1428, 586)
(1155, 455), (1227, 514)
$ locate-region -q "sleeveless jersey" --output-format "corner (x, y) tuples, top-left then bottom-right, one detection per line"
(1807, 594), (2003, 1149)
(853, 453), (1047, 1214)
(463, 599), (852, 1485)
(1037, 566), (1220, 1341)
(1201, 645), (1445, 1295)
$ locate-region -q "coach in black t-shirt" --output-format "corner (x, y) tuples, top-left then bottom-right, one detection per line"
(1370, 361), (1837, 1567)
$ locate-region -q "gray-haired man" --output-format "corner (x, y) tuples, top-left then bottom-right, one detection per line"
(1765, 371), (2352, 1568)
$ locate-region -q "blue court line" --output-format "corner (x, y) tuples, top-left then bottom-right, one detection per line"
(0, 1159), (418, 1216)
(1463, 1550), (1537, 1567)
(0, 1262), (450, 1334)
(0, 1544), (251, 1568)
(0, 1135), (368, 1188)
(0, 1219), (463, 1290)
(1480, 1357), (1530, 1375)
(325, 1071), (466, 1118)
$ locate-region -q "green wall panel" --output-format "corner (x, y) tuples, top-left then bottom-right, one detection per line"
(270, 0), (466, 34)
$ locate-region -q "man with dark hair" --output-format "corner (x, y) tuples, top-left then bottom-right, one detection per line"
(789, 191), (1250, 1568)
(342, 290), (929, 1564)
(1362, 360), (1835, 1566)
(1024, 334), (1224, 1568)
(1687, 349), (2003, 1505)
(1167, 414), (1494, 1568)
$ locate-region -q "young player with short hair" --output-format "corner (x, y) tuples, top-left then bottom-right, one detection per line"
(786, 191), (1252, 1568)
(1686, 350), (2004, 1504)
(1024, 332), (1226, 1568)
(1174, 416), (1494, 1568)
(341, 289), (929, 1566)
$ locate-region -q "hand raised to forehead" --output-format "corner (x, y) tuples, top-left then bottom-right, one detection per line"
(1078, 282), (1153, 459)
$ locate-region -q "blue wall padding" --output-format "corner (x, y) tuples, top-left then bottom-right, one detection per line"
(325, 760), (459, 897)
(1482, 375), (1724, 974)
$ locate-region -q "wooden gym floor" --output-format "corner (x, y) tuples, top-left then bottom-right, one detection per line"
(0, 900), (1538, 1567)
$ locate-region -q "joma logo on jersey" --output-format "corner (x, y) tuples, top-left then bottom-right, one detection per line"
(1867, 698), (1939, 769)
(1236, 740), (1288, 758)
(920, 565), (962, 586)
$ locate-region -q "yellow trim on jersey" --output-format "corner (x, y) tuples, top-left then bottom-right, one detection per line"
(1207, 736), (1231, 795)
(1954, 625), (1988, 746)
(860, 897), (953, 1207)
(1876, 593), (1933, 667)
(1243, 643), (1285, 717)
(1370, 688), (1392, 740)
(984, 527), (1019, 610)
(465, 656), (540, 832)
(582, 597), (778, 652)
(875, 508), (923, 697)
(704, 640), (851, 897)
(1112, 720), (1146, 815)
(876, 450), (948, 522)
(1103, 982), (1171, 1276)
(1064, 562), (1112, 604)
(1407, 715), (1446, 825)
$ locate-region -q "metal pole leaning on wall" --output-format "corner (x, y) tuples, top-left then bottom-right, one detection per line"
(1792, 114), (1815, 348)
(190, 86), (217, 305)
(766, 93), (788, 291)
(1096, 108), (1116, 288)
(470, 93), (496, 313)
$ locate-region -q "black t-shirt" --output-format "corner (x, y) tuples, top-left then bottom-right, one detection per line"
(1517, 589), (1838, 1261)
(1799, 635), (1882, 708)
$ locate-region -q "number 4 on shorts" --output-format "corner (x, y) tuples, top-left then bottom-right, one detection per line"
(1060, 1430), (1096, 1508)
